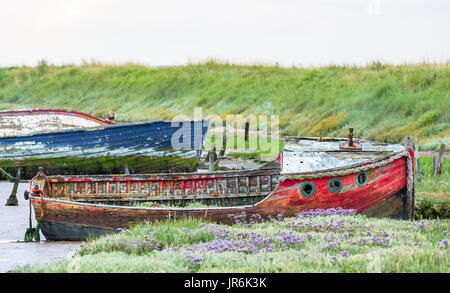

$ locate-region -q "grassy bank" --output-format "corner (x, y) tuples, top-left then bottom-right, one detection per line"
(0, 61), (448, 150)
(415, 157), (449, 195)
(414, 156), (449, 219)
(12, 212), (449, 273)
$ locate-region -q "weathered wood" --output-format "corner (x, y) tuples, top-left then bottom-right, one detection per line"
(219, 123), (229, 157)
(415, 136), (421, 182)
(0, 109), (210, 178)
(433, 143), (445, 176)
(30, 154), (410, 241)
(433, 156), (439, 175)
(208, 144), (216, 172)
(244, 119), (250, 142)
(404, 135), (413, 149)
(5, 167), (21, 206)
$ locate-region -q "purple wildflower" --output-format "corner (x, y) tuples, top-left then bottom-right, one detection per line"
(341, 250), (350, 257)
(439, 239), (448, 249)
(186, 254), (203, 266)
(418, 221), (426, 230)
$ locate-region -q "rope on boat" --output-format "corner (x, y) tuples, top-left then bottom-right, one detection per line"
(280, 149), (415, 219)
(24, 175), (46, 242)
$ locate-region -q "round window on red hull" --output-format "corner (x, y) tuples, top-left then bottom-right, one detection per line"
(356, 171), (369, 186)
(328, 178), (343, 193)
(300, 181), (316, 198)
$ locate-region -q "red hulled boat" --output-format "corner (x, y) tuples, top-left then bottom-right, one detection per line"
(28, 136), (414, 241)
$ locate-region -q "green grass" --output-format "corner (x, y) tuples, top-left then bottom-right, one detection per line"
(12, 215), (449, 273)
(414, 156), (449, 219)
(0, 60), (448, 150)
(416, 157), (450, 195)
(415, 197), (449, 220)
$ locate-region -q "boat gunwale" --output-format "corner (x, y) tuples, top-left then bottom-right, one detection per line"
(0, 108), (113, 125)
(34, 148), (409, 212)
(46, 166), (280, 181)
(280, 148), (407, 176)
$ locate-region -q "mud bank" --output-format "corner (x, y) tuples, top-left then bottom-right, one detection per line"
(0, 182), (81, 273)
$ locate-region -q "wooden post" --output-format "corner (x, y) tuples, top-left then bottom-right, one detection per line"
(403, 135), (413, 149)
(414, 136), (421, 182)
(209, 143), (216, 172)
(244, 119), (250, 142)
(5, 167), (21, 206)
(219, 122), (229, 157)
(433, 143), (445, 176)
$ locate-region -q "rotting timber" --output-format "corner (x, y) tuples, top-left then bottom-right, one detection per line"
(27, 133), (416, 241)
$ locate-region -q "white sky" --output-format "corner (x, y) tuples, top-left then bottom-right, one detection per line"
(0, 0), (448, 67)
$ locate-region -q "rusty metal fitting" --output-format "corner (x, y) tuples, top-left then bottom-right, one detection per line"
(340, 127), (362, 150)
(108, 111), (115, 122)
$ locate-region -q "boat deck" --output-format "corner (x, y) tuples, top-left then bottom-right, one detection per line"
(281, 137), (405, 174)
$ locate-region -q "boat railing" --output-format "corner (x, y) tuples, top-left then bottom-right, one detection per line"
(44, 171), (280, 203)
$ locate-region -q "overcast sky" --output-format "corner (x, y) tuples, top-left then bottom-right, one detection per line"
(0, 0), (448, 67)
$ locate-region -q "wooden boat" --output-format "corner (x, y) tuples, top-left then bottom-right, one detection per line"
(0, 109), (209, 178)
(28, 136), (415, 241)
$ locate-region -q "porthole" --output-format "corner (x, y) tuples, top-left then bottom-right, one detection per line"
(328, 178), (343, 193)
(300, 181), (316, 198)
(356, 171), (368, 186)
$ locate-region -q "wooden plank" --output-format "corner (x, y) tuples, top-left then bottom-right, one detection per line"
(404, 135), (413, 149)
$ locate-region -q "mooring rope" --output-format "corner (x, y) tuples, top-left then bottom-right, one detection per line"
(280, 149), (414, 219)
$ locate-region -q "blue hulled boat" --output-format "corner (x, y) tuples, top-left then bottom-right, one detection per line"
(0, 109), (209, 178)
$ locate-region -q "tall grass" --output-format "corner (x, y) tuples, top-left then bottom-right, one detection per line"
(0, 61), (448, 150)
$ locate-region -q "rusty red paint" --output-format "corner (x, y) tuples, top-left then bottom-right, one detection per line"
(29, 149), (414, 241)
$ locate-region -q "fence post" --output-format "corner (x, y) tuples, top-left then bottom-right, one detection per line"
(403, 135), (413, 149)
(208, 144), (216, 172)
(433, 143), (445, 176)
(244, 119), (250, 142)
(219, 122), (229, 157)
(414, 136), (421, 182)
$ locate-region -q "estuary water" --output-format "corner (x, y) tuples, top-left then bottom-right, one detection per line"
(0, 182), (81, 272)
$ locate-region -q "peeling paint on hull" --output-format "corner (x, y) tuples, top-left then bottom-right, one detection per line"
(31, 153), (413, 241)
(0, 112), (210, 177)
(0, 110), (110, 137)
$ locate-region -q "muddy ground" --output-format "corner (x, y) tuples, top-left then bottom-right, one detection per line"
(0, 182), (81, 273)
